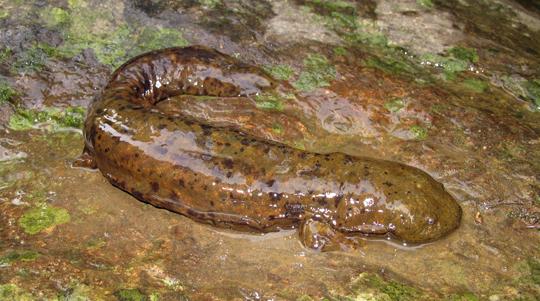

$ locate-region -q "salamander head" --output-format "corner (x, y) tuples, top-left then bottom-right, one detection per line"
(335, 179), (462, 244)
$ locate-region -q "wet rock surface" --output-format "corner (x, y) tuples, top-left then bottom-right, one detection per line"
(0, 0), (539, 300)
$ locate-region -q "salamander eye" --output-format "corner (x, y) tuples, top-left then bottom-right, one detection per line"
(427, 217), (436, 225)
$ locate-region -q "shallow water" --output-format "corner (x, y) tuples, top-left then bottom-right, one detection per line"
(0, 0), (539, 300)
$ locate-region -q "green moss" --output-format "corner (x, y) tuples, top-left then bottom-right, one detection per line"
(327, 11), (357, 31)
(384, 98), (405, 112)
(307, 0), (356, 12)
(0, 9), (8, 19)
(353, 273), (421, 301)
(131, 27), (189, 56)
(0, 250), (39, 266)
(461, 78), (488, 93)
(296, 295), (314, 301)
(264, 64), (294, 81)
(500, 76), (540, 110)
(337, 273), (423, 301)
(294, 54), (336, 91)
(527, 258), (540, 285)
(417, 0), (434, 9)
(448, 47), (479, 64)
(39, 2), (189, 68)
(13, 43), (60, 72)
(333, 46), (347, 56)
(366, 56), (415, 76)
(116, 288), (146, 301)
(254, 93), (284, 111)
(18, 205), (71, 235)
(0, 284), (34, 301)
(0, 48), (12, 64)
(8, 107), (86, 131)
(410, 125), (428, 140)
(525, 79), (540, 110)
(0, 81), (17, 104)
(41, 7), (71, 28)
(198, 0), (221, 8)
(271, 123), (283, 135)
(420, 47), (478, 80)
(42, 2), (130, 67)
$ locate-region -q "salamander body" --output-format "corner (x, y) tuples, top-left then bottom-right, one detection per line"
(80, 46), (462, 251)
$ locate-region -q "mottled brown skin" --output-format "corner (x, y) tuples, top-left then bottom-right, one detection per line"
(80, 46), (462, 251)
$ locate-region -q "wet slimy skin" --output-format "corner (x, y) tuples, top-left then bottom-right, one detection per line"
(80, 46), (462, 251)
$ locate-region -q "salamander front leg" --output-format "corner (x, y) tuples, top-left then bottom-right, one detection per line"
(72, 147), (97, 169)
(299, 218), (363, 252)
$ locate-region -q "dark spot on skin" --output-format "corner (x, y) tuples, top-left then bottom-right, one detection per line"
(384, 171), (388, 175)
(226, 171), (233, 178)
(179, 179), (185, 187)
(225, 142), (231, 147)
(151, 182), (159, 192)
(383, 181), (393, 187)
(241, 139), (250, 146)
(266, 179), (275, 187)
(324, 154), (331, 161)
(135, 153), (139, 158)
(239, 147), (245, 152)
(223, 159), (234, 169)
(201, 124), (212, 136)
(132, 189), (144, 200)
(284, 203), (304, 217)
(184, 120), (194, 126)
(210, 201), (215, 207)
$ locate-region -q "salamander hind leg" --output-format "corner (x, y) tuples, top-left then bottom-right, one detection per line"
(299, 218), (363, 252)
